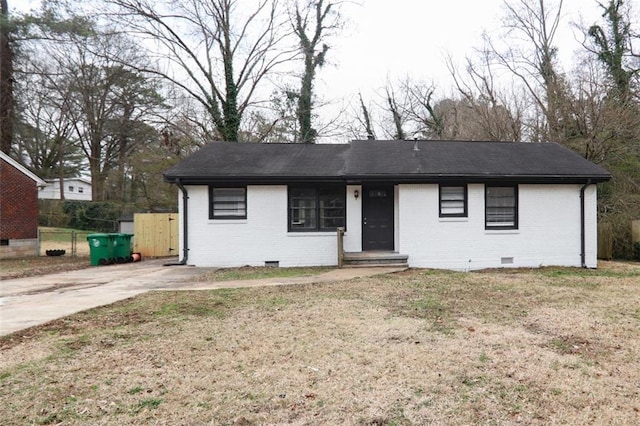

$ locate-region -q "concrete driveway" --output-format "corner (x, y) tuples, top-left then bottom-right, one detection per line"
(0, 259), (404, 336)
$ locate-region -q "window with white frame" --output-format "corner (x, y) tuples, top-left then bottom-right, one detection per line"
(78, 187), (84, 193)
(210, 187), (247, 219)
(68, 186), (74, 192)
(439, 185), (467, 217)
(485, 185), (518, 229)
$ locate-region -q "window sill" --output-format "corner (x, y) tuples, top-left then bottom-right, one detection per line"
(485, 229), (519, 235)
(287, 232), (337, 237)
(438, 217), (469, 222)
(208, 219), (248, 224)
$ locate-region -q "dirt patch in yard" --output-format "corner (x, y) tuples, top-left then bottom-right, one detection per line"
(0, 256), (91, 280)
(1, 263), (639, 424)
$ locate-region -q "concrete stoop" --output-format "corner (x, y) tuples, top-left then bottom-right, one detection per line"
(342, 251), (409, 268)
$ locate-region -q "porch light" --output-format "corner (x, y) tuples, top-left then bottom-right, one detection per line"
(354, 189), (359, 199)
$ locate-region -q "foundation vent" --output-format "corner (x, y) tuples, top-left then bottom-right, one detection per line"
(501, 257), (514, 265)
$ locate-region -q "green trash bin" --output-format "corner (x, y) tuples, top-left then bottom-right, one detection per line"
(87, 233), (114, 266)
(112, 233), (133, 263)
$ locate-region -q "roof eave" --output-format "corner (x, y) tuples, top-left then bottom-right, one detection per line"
(347, 174), (612, 184)
(0, 152), (47, 186)
(163, 174), (346, 185)
(165, 173), (611, 185)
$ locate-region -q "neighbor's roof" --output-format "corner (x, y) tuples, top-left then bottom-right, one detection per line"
(45, 177), (92, 185)
(164, 140), (611, 184)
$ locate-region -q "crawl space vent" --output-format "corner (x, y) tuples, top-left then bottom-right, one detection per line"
(265, 261), (279, 267)
(501, 257), (514, 265)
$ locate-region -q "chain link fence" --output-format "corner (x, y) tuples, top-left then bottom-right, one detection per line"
(38, 228), (94, 257)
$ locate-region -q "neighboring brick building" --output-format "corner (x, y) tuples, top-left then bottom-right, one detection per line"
(0, 152), (46, 259)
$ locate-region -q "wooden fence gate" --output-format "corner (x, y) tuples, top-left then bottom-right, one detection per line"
(133, 213), (179, 257)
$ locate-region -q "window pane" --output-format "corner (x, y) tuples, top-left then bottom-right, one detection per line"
(368, 189), (387, 198)
(486, 208), (515, 226)
(440, 186), (465, 216)
(290, 207), (317, 229)
(319, 207), (345, 229)
(441, 202), (464, 215)
(290, 188), (317, 230)
(441, 187), (464, 200)
(289, 186), (345, 231)
(319, 188), (345, 230)
(486, 187), (515, 206)
(486, 186), (516, 227)
(212, 188), (246, 218)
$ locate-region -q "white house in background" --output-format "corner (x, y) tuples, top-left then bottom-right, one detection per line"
(163, 140), (611, 271)
(38, 177), (92, 201)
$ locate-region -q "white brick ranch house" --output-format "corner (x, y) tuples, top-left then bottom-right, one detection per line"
(163, 140), (611, 270)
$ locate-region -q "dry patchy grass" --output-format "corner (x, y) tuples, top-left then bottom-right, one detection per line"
(1, 262), (639, 425)
(0, 256), (91, 280)
(197, 266), (331, 282)
(1, 227), (95, 279)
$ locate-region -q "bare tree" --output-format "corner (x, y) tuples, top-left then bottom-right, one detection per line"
(14, 61), (82, 193)
(384, 84), (407, 140)
(106, 0), (295, 142)
(486, 0), (569, 141)
(28, 29), (166, 201)
(446, 52), (523, 141)
(587, 0), (638, 103)
(559, 56), (616, 162)
(402, 82), (445, 139)
(290, 0), (341, 143)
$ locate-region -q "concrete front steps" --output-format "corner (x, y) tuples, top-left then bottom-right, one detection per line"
(342, 251), (409, 268)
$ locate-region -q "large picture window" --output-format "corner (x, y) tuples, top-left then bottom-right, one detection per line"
(485, 185), (518, 229)
(439, 185), (467, 217)
(289, 186), (345, 232)
(210, 187), (247, 219)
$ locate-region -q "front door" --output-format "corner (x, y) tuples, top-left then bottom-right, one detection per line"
(362, 185), (394, 251)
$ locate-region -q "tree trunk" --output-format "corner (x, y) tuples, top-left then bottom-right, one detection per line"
(387, 90), (405, 140)
(359, 93), (375, 140)
(293, 0), (334, 144)
(0, 0), (14, 154)
(298, 51), (316, 143)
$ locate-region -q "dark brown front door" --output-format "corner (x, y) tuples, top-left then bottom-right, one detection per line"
(362, 185), (394, 251)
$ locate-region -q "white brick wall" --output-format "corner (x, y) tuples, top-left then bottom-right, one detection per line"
(344, 185), (362, 252)
(182, 185), (339, 267)
(398, 183), (598, 270)
(178, 183), (599, 269)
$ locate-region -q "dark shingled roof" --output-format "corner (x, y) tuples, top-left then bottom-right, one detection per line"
(164, 140), (611, 184)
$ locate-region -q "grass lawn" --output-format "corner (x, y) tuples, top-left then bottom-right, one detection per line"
(197, 266), (332, 282)
(1, 262), (639, 424)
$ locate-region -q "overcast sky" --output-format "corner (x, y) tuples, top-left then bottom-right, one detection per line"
(12, 0), (616, 87)
(12, 0), (634, 132)
(317, 0), (615, 104)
